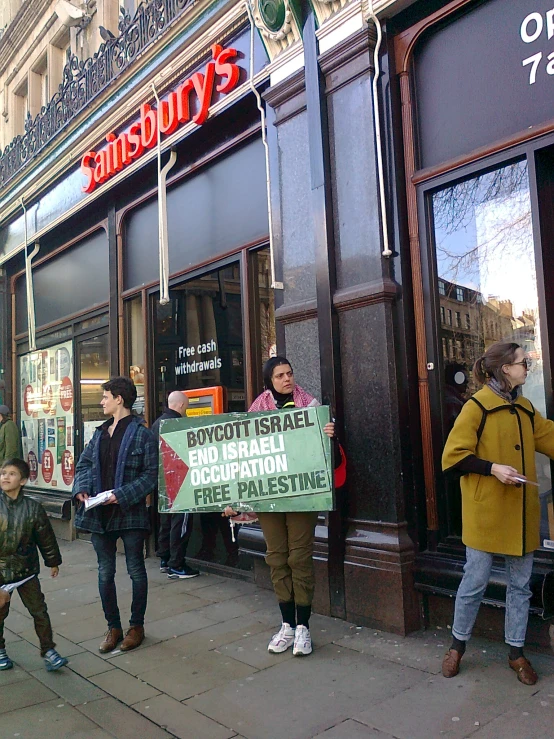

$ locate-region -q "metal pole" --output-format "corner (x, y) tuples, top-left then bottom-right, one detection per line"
(151, 83), (176, 306)
(21, 198), (39, 352)
(245, 1), (283, 290)
(366, 1), (392, 257)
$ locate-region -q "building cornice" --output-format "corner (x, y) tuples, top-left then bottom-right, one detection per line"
(0, 0), (236, 196)
(0, 0), (54, 71)
(2, 12), (58, 94)
(0, 1), (267, 247)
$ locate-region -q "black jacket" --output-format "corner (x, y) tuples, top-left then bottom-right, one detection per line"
(151, 408), (182, 441)
(0, 491), (62, 586)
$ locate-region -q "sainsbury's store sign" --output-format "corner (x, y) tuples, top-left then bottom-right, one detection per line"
(80, 44), (240, 193)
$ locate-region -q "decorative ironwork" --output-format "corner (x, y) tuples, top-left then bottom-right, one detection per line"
(0, 0), (197, 189)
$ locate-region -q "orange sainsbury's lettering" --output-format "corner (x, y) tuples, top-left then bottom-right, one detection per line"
(81, 151), (96, 193)
(127, 122), (144, 159)
(176, 79), (194, 123)
(213, 44), (240, 93)
(158, 91), (179, 135)
(80, 44), (241, 193)
(93, 150), (108, 184)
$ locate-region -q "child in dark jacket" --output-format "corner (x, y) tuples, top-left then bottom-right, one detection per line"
(0, 458), (68, 671)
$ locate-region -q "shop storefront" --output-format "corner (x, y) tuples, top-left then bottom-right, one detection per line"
(391, 0), (554, 641)
(5, 0), (554, 640)
(2, 0), (420, 631)
(0, 7), (272, 578)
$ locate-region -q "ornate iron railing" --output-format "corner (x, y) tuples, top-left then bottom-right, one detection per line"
(0, 0), (197, 190)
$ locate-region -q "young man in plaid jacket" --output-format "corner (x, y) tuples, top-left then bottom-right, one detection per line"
(73, 377), (157, 653)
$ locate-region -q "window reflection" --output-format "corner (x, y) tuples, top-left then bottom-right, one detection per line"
(154, 263), (244, 414)
(78, 334), (110, 448)
(125, 297), (145, 416)
(255, 248), (277, 365)
(432, 160), (552, 545)
(153, 263), (245, 570)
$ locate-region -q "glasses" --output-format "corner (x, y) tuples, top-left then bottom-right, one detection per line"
(511, 358), (532, 370)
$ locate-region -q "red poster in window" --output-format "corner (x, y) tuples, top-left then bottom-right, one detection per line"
(24, 385), (33, 416)
(28, 451), (38, 482)
(42, 450), (54, 483)
(61, 450), (74, 485)
(60, 376), (74, 412)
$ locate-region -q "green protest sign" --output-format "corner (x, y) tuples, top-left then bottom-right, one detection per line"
(158, 406), (334, 513)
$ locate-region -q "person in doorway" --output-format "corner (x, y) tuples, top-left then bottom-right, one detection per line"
(153, 391), (199, 579)
(0, 405), (22, 466)
(244, 356), (338, 657)
(73, 377), (157, 653)
(444, 363), (469, 431)
(442, 342), (554, 685)
(0, 458), (68, 672)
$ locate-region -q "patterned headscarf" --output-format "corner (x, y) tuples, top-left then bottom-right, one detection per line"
(248, 384), (318, 412)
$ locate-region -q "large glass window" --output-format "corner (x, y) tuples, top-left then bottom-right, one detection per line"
(431, 160), (552, 545)
(153, 263), (245, 414)
(153, 262), (245, 569)
(78, 334), (110, 449)
(15, 230), (109, 334)
(254, 248), (277, 368)
(125, 297), (146, 416)
(19, 341), (75, 492)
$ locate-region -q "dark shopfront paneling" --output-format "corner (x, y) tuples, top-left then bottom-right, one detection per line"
(15, 230), (109, 334)
(414, 0), (554, 169)
(123, 138), (269, 291)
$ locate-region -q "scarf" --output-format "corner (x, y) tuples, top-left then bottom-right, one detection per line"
(487, 378), (522, 404)
(248, 384), (318, 412)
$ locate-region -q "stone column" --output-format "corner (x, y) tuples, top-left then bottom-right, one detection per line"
(264, 25), (420, 634)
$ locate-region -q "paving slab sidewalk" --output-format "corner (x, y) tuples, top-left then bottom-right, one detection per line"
(1, 539), (554, 739)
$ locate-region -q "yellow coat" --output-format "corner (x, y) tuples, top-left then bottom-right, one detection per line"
(442, 385), (554, 556)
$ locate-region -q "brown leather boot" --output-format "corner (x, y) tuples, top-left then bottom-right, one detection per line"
(442, 648), (463, 677)
(99, 628), (123, 653)
(120, 625), (145, 651)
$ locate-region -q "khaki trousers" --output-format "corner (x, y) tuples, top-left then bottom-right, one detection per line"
(257, 511), (318, 606)
(0, 576), (55, 656)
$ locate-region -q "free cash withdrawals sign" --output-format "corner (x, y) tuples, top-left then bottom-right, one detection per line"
(158, 406), (333, 513)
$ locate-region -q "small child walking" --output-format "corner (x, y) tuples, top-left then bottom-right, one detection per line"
(0, 457), (68, 671)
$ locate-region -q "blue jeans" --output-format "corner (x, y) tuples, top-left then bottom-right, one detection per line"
(91, 530), (148, 629)
(452, 546), (534, 647)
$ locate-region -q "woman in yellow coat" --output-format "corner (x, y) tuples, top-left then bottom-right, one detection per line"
(441, 342), (554, 686)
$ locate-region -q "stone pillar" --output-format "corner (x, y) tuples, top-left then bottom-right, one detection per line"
(265, 26), (421, 634)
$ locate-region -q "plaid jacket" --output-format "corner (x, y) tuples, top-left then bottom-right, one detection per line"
(72, 416), (157, 533)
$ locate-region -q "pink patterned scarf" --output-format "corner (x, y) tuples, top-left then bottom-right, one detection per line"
(248, 384), (318, 412)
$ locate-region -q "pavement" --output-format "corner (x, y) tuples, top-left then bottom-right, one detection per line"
(2, 541), (554, 739)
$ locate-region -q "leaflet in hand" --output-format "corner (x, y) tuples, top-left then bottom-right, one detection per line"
(84, 490), (115, 510)
(1, 575), (35, 593)
(513, 477), (539, 487)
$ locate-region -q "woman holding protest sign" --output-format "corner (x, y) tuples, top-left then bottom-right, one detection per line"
(227, 356), (343, 657)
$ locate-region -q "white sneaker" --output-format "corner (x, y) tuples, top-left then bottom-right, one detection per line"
(293, 625), (312, 656)
(267, 623), (295, 653)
